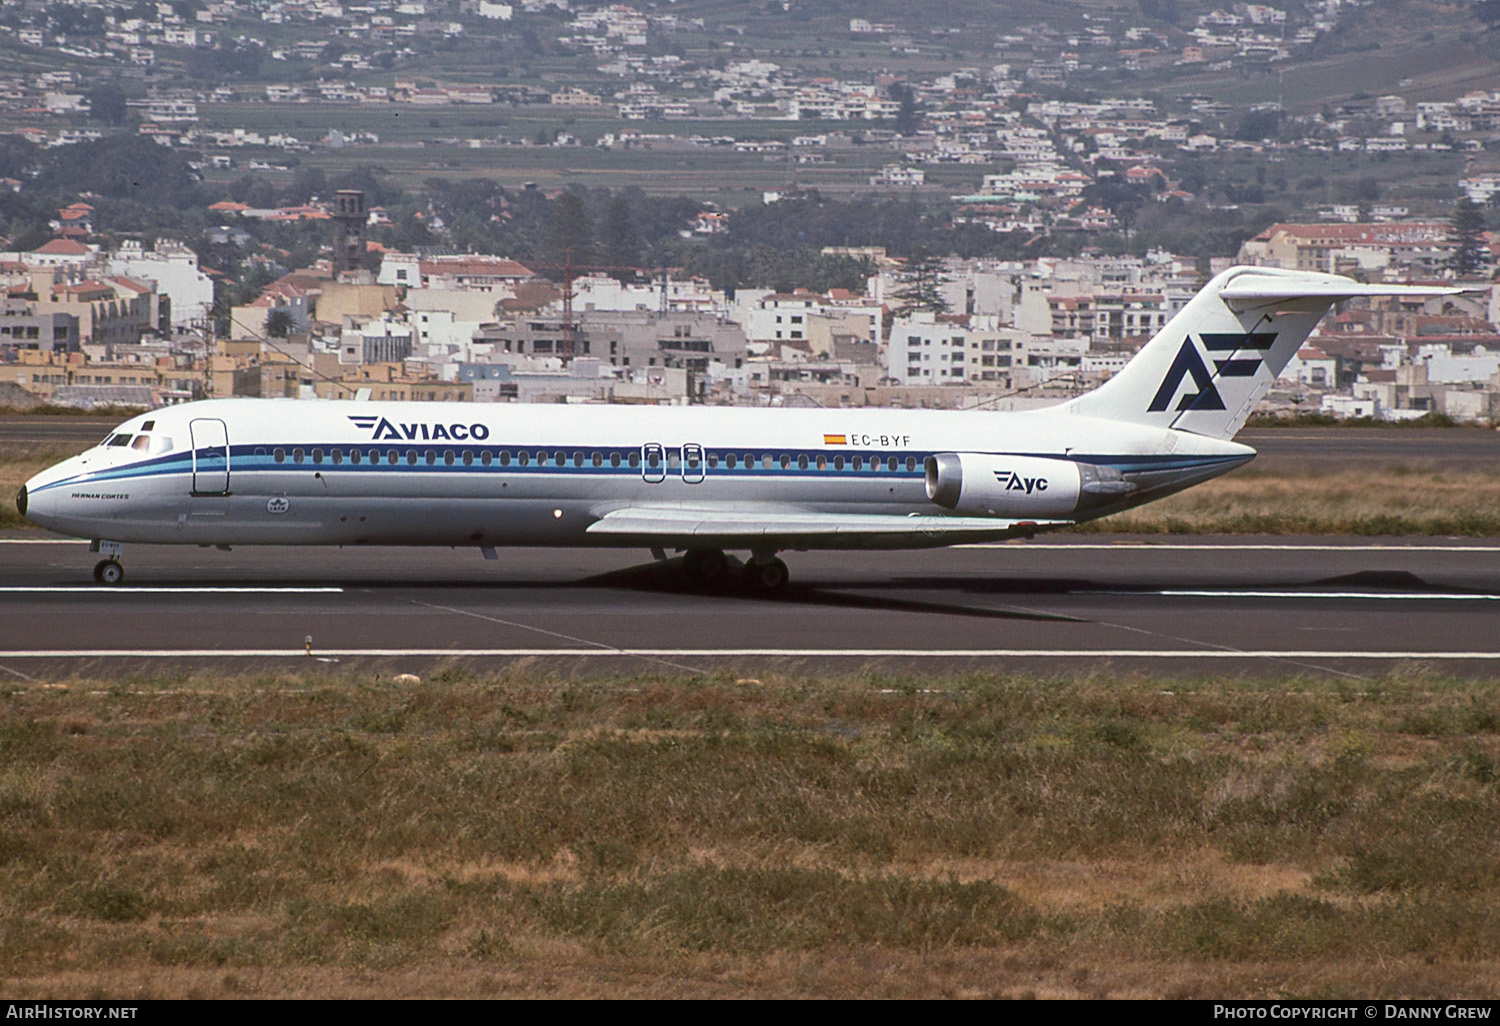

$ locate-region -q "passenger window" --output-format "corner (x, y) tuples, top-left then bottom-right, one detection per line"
(406, 451), (417, 465)
(351, 449), (362, 464)
(762, 455), (773, 469)
(293, 448), (304, 463)
(833, 455), (844, 470)
(726, 453), (738, 469)
(707, 453), (718, 468)
(332, 450), (343, 465)
(817, 456), (828, 470)
(797, 455), (809, 470)
(388, 450), (399, 465)
(312, 449), (323, 464)
(628, 452), (640, 468)
(425, 450), (436, 465)
(853, 455), (864, 470)
(905, 457), (917, 472)
(610, 452), (621, 468)
(887, 457), (898, 471)
(555, 452), (566, 468)
(457, 451), (467, 466)
(780, 455), (791, 469)
(485, 451), (497, 466)
(573, 451), (584, 467)
(274, 448), (285, 463)
(591, 452), (602, 467)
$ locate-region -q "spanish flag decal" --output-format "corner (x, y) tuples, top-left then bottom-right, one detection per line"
(823, 434), (847, 445)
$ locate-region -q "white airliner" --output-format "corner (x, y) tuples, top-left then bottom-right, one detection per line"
(17, 267), (1458, 589)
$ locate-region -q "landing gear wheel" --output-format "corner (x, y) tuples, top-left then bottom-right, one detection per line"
(93, 559), (124, 585)
(741, 557), (789, 594)
(682, 547), (730, 585)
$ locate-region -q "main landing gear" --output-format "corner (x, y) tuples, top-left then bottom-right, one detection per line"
(741, 556), (789, 594)
(677, 547), (789, 594)
(682, 547), (732, 586)
(89, 540), (125, 585)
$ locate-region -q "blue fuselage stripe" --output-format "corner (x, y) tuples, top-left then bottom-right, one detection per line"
(32, 445), (1245, 493)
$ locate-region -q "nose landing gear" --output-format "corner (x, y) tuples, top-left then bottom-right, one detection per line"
(89, 540), (125, 585)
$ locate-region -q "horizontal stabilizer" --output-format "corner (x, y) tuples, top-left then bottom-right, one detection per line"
(1219, 279), (1466, 304)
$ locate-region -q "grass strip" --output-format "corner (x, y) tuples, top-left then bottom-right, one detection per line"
(2, 668), (1498, 997)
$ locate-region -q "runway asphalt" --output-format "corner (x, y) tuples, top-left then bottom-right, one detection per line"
(2, 536), (1498, 678)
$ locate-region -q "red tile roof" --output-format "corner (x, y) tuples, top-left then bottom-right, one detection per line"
(32, 238), (90, 255)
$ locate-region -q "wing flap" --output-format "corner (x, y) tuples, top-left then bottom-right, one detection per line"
(587, 506), (1069, 546)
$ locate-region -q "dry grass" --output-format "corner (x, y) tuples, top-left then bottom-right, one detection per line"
(2, 668), (1499, 998)
(0, 442), (88, 529)
(1081, 469), (1500, 535)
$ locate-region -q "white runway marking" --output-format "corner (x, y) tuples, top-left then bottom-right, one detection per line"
(971, 543), (1500, 552)
(0, 587), (344, 594)
(3, 648), (1500, 660)
(1101, 590), (1500, 601)
(0, 539), (92, 544)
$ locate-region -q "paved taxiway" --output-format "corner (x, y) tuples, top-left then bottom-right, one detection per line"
(2, 536), (1498, 678)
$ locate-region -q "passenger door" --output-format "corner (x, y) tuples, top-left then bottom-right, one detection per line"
(190, 418), (230, 495)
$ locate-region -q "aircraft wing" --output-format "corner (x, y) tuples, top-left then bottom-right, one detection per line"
(586, 506), (1070, 549)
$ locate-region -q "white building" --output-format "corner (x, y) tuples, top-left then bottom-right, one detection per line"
(886, 312), (1021, 385)
(107, 240), (215, 329)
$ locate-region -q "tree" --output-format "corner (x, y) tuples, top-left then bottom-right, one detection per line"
(600, 194), (641, 271)
(86, 83), (129, 125)
(1449, 198), (1489, 278)
(894, 244), (947, 315)
(546, 189), (593, 265)
(264, 308), (294, 339)
(889, 83), (920, 136)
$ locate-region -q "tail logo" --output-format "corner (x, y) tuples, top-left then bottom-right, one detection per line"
(1147, 332), (1278, 413)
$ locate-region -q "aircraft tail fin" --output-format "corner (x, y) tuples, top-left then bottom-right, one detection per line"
(1060, 267), (1463, 439)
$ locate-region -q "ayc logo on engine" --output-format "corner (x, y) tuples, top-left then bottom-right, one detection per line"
(993, 470), (1048, 495)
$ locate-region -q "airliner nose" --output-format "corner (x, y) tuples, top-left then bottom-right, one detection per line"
(15, 484), (25, 519)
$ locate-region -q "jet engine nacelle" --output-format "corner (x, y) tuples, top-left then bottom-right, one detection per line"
(925, 452), (1129, 518)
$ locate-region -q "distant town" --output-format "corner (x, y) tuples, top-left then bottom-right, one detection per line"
(3, 0), (1500, 421)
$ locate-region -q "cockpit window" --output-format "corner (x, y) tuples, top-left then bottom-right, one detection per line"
(108, 434), (132, 447)
(131, 435), (151, 451)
